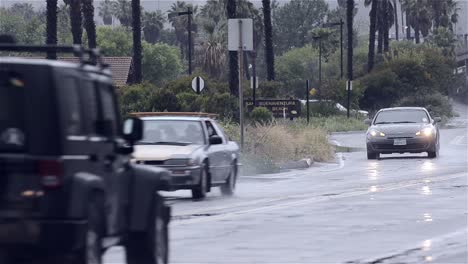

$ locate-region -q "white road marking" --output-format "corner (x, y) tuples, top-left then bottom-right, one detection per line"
(172, 172), (466, 226)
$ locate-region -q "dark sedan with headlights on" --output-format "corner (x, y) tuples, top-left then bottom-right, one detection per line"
(365, 107), (441, 160)
(129, 112), (240, 200)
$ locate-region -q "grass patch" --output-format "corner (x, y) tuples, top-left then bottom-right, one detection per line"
(221, 121), (334, 175)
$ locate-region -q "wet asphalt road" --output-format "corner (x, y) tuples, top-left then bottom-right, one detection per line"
(105, 110), (467, 264)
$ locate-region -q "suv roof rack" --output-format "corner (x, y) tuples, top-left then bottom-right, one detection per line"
(130, 112), (219, 119)
(0, 44), (109, 69)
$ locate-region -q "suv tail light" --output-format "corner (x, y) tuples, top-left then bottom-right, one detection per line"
(38, 160), (63, 188)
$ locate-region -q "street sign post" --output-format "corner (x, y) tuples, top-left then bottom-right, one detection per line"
(228, 19), (254, 51)
(228, 18), (253, 150)
(191, 76), (205, 94)
(250, 77), (259, 89)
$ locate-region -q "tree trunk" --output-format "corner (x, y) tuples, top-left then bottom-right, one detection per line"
(415, 20), (420, 43)
(368, 0), (377, 72)
(70, 0), (82, 45)
(132, 0), (142, 83)
(46, 0), (58, 59)
(393, 0), (399, 41)
(227, 0), (238, 96)
(262, 0), (275, 81)
(405, 12), (411, 40)
(82, 0), (97, 49)
(383, 0), (389, 52)
(377, 26), (383, 53)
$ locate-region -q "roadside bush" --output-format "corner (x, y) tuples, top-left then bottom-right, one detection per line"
(148, 89), (181, 112)
(118, 82), (153, 117)
(394, 92), (453, 121)
(177, 92), (203, 112)
(248, 107), (273, 124)
(258, 81), (282, 98)
(302, 101), (341, 117)
(142, 42), (183, 86)
(199, 93), (238, 120)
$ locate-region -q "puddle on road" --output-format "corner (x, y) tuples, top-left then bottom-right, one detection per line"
(172, 213), (219, 221)
(335, 146), (366, 153)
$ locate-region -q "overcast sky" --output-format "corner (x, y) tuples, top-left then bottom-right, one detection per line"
(1, 0), (466, 35)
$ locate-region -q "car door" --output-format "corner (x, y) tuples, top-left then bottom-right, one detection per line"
(211, 121), (232, 181)
(204, 120), (227, 183)
(93, 80), (130, 235)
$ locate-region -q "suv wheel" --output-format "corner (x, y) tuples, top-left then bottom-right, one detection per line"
(220, 163), (237, 196)
(192, 164), (208, 200)
(126, 195), (169, 264)
(75, 194), (104, 264)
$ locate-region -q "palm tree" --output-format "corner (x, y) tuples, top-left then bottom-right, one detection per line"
(227, 0), (238, 96)
(365, 0), (378, 72)
(200, 24), (227, 78)
(46, 0), (58, 59)
(401, 0), (431, 43)
(262, 0), (275, 81)
(98, 0), (114, 25)
(393, 0), (399, 41)
(143, 11), (165, 44)
(113, 0), (133, 28)
(132, 0), (142, 83)
(66, 0), (82, 45)
(82, 0), (97, 49)
(431, 0), (458, 29)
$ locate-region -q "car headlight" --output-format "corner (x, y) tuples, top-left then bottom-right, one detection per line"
(369, 129), (385, 137)
(187, 158), (199, 166)
(416, 127), (434, 136)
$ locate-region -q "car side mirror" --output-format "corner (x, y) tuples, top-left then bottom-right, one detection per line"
(364, 119), (372, 125)
(123, 117), (143, 144)
(433, 117), (442, 123)
(209, 135), (223, 145)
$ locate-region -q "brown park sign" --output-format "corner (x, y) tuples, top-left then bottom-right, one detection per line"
(245, 99), (302, 118)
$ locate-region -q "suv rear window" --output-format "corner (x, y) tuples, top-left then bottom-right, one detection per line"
(0, 70), (26, 151)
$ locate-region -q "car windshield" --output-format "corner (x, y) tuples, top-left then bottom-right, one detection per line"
(138, 120), (205, 145)
(374, 110), (430, 124)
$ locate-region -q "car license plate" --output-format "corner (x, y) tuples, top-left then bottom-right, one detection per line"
(393, 139), (407, 146)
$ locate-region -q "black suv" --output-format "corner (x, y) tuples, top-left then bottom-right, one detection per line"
(0, 44), (171, 264)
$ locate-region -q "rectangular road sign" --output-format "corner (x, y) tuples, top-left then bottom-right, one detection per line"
(228, 19), (254, 51)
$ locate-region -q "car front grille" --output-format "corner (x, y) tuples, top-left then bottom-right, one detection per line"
(142, 160), (165, 165)
(373, 143), (428, 150)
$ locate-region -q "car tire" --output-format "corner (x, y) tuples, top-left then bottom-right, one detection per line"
(220, 163), (237, 196)
(192, 164), (208, 200)
(428, 140), (439, 158)
(126, 194), (169, 264)
(74, 194), (105, 264)
(367, 151), (379, 160)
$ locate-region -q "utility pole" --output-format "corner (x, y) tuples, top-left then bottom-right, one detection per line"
(319, 37), (322, 98)
(322, 20), (344, 79)
(168, 8), (193, 75)
(346, 0), (354, 119)
(252, 51), (257, 107)
(238, 20), (244, 150)
(187, 7), (192, 75)
(306, 80), (310, 124)
(340, 19), (344, 79)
